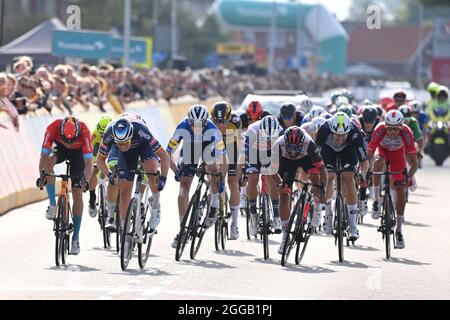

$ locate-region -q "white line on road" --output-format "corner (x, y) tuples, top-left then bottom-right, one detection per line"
(0, 287), (282, 300)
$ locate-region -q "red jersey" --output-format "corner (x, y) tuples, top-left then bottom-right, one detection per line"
(368, 122), (416, 154)
(385, 103), (400, 112)
(42, 119), (93, 157)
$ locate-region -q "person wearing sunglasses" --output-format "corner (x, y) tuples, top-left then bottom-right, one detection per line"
(367, 110), (418, 249)
(97, 115), (170, 238)
(210, 101), (242, 240)
(38, 116), (93, 255)
(273, 126), (328, 254)
(316, 112), (369, 241)
(167, 105), (226, 249)
(276, 102), (305, 130)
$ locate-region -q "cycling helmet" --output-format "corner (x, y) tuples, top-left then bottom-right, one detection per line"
(380, 96), (394, 108)
(309, 105), (325, 119)
(398, 105), (412, 118)
(96, 115), (113, 133)
(436, 86), (449, 102)
(409, 100), (421, 113)
(280, 102), (296, 120)
(259, 115), (280, 140)
(59, 116), (81, 144)
(112, 117), (134, 143)
(118, 112), (130, 118)
(393, 90), (407, 103)
(331, 91), (341, 105)
(310, 116), (327, 132)
(362, 105), (378, 124)
(337, 105), (353, 118)
(375, 104), (384, 117)
(362, 99), (372, 106)
(188, 104), (208, 125)
(284, 126), (305, 153)
(330, 112), (351, 134)
(340, 89), (354, 103)
(246, 101), (264, 121)
(384, 110), (404, 127)
(335, 95), (350, 107)
(299, 95), (313, 111)
(427, 82), (439, 97)
(211, 101), (232, 123)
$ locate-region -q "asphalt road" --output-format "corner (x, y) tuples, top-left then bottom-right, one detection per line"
(0, 156), (449, 300)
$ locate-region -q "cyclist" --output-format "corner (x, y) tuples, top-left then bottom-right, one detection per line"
(276, 102), (304, 130)
(167, 105), (225, 248)
(243, 115), (284, 236)
(385, 90), (407, 112)
(274, 126), (328, 254)
(367, 110), (419, 249)
(410, 100), (429, 133)
(338, 104), (362, 129)
(38, 116), (93, 255)
(301, 105), (330, 125)
(301, 116), (327, 142)
(398, 105), (424, 156)
(380, 96), (394, 111)
(316, 112), (369, 240)
(88, 115), (113, 217)
(210, 101), (242, 240)
(97, 115), (170, 237)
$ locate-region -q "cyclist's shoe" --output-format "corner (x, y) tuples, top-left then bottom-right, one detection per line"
(359, 200), (368, 217)
(249, 214), (258, 237)
(230, 225), (239, 240)
(348, 226), (360, 241)
(239, 194), (247, 209)
(372, 201), (381, 220)
(322, 215), (333, 235)
(396, 231), (405, 249)
(273, 217), (282, 234)
(149, 208), (161, 231)
(88, 204), (97, 218)
(204, 208), (218, 228)
(71, 239), (80, 255)
(278, 235), (287, 255)
(45, 205), (57, 220)
(310, 210), (321, 228)
(171, 234), (179, 249)
(105, 217), (116, 232)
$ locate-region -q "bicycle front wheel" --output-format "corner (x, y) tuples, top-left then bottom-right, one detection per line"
(261, 194), (270, 260)
(98, 184), (111, 248)
(54, 198), (64, 266)
(190, 193), (209, 259)
(384, 194), (395, 259)
(281, 196), (303, 266)
(138, 196), (153, 268)
(335, 195), (345, 263)
(121, 198), (138, 270)
(176, 193), (199, 261)
(295, 199), (313, 265)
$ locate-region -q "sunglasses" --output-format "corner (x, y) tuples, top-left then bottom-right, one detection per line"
(215, 119), (229, 124)
(286, 144), (302, 153)
(386, 126), (402, 132)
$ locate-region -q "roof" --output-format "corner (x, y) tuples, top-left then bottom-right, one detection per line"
(348, 25), (433, 64)
(0, 18), (66, 55)
(345, 63), (387, 78)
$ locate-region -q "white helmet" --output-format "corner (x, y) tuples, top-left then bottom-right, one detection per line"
(259, 115), (280, 140)
(335, 95), (350, 107)
(384, 110), (404, 127)
(409, 100), (421, 113)
(118, 112), (130, 118)
(299, 94), (313, 111)
(311, 116), (327, 133)
(188, 104), (208, 124)
(309, 105), (325, 119)
(330, 112), (352, 134)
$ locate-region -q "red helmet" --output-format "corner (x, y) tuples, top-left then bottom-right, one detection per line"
(246, 101), (264, 121)
(284, 126), (305, 154)
(59, 116), (81, 144)
(380, 96), (394, 108)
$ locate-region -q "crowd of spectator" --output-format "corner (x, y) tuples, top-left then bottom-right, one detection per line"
(0, 55), (347, 130)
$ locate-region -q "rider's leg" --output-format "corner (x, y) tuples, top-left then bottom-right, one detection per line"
(342, 171), (358, 228)
(44, 154), (57, 207)
(89, 165), (99, 209)
(178, 176), (193, 224)
(206, 164), (220, 219)
(246, 173), (259, 216)
(228, 174), (240, 228)
(268, 174), (280, 219)
(372, 156), (385, 205)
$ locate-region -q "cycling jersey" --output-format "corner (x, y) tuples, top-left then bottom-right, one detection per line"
(316, 120), (367, 160)
(358, 116), (381, 142)
(220, 113), (242, 146)
(368, 123), (416, 154)
(301, 111), (331, 125)
(166, 117), (225, 162)
(100, 117), (162, 156)
(403, 117), (423, 141)
(41, 119), (93, 159)
(274, 132), (324, 165)
(412, 111), (429, 131)
(300, 122), (315, 138)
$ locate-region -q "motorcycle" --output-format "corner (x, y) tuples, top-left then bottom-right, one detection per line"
(426, 108), (450, 166)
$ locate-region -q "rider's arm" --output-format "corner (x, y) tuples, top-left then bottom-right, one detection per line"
(166, 121), (186, 174)
(155, 147), (170, 179)
(39, 121), (58, 172)
(79, 122), (94, 181)
(402, 126), (419, 178)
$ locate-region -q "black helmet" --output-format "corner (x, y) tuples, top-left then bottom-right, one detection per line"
(211, 101), (232, 123)
(280, 102), (296, 120)
(362, 106), (378, 124)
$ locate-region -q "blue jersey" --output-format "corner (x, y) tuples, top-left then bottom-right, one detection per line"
(166, 118), (225, 161)
(99, 118), (162, 156)
(415, 111), (429, 131)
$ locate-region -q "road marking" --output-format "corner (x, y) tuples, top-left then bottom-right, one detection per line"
(0, 287), (282, 299)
